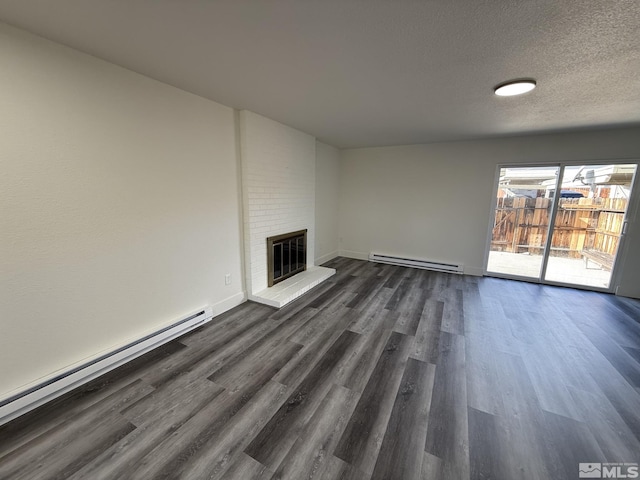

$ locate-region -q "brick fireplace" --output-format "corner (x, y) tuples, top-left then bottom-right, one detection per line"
(239, 111), (334, 308)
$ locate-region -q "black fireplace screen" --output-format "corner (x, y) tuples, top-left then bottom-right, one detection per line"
(267, 229), (307, 287)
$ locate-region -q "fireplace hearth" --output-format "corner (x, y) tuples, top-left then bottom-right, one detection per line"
(267, 229), (307, 287)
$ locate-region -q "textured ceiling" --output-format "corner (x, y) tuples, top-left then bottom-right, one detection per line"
(1, 0), (639, 148)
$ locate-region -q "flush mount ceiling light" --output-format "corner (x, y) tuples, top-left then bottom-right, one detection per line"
(494, 79), (537, 96)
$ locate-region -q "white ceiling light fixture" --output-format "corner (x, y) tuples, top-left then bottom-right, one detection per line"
(494, 79), (537, 96)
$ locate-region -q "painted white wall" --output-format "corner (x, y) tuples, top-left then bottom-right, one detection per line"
(315, 141), (341, 265)
(239, 111), (316, 296)
(339, 127), (640, 297)
(616, 174), (640, 298)
(0, 23), (245, 399)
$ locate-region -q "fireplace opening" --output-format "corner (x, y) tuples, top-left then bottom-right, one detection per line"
(267, 229), (307, 287)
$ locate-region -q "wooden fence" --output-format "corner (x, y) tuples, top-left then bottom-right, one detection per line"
(491, 197), (627, 258)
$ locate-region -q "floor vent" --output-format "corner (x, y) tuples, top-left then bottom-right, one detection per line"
(369, 253), (463, 274)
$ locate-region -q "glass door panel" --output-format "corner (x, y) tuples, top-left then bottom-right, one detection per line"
(544, 164), (637, 289)
(487, 166), (560, 279)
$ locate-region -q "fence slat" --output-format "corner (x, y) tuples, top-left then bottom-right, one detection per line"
(491, 197), (626, 257)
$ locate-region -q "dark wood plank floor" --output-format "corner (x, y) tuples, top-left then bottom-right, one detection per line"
(2, 257), (640, 479)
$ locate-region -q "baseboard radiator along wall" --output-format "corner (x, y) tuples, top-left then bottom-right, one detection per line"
(0, 306), (213, 426)
(369, 253), (464, 274)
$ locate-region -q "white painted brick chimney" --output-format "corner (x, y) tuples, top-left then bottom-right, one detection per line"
(239, 110), (316, 296)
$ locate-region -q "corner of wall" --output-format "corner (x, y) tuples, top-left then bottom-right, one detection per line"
(238, 110), (254, 296)
(339, 250), (370, 261)
(315, 250), (340, 266)
(234, 109), (249, 299)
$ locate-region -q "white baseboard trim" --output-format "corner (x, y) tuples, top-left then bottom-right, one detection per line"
(463, 266), (484, 276)
(0, 292), (247, 427)
(315, 250), (340, 265)
(338, 250), (370, 261)
(615, 285), (640, 299)
(211, 291), (247, 316)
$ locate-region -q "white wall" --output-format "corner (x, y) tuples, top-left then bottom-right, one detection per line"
(0, 23), (245, 399)
(339, 127), (640, 298)
(239, 111), (316, 296)
(617, 174), (640, 298)
(315, 141), (341, 265)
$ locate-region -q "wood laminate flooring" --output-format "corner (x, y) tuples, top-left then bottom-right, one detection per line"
(2, 257), (640, 479)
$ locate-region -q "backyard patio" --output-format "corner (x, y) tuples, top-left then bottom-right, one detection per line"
(487, 251), (611, 288)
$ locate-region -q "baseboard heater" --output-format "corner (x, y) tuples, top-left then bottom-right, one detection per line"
(0, 306), (213, 426)
(369, 253), (463, 274)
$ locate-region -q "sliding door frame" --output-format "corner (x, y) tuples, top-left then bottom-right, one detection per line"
(483, 159), (639, 294)
(538, 165), (565, 283)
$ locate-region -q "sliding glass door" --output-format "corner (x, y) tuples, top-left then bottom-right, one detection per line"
(486, 166), (560, 280)
(486, 163), (637, 291)
(543, 164), (637, 289)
